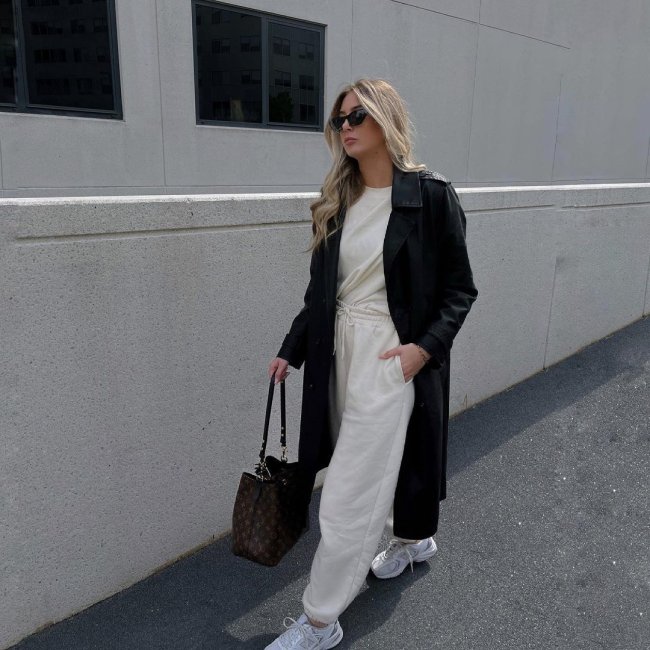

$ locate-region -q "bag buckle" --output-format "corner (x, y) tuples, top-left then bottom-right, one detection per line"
(255, 459), (272, 481)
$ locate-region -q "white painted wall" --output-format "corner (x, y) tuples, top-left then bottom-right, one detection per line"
(1, 0), (649, 197)
(1, 184), (649, 648)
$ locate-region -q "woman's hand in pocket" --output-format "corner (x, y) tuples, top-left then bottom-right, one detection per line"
(379, 344), (429, 382)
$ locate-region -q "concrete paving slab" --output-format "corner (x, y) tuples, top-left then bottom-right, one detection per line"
(10, 316), (649, 650)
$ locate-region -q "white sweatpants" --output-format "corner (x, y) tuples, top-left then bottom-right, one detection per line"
(302, 300), (416, 624)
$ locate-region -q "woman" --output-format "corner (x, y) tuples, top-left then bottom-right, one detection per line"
(266, 78), (477, 649)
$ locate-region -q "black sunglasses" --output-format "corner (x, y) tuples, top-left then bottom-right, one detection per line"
(329, 108), (369, 132)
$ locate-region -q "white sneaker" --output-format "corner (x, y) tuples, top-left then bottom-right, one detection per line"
(371, 537), (438, 579)
(264, 613), (343, 649)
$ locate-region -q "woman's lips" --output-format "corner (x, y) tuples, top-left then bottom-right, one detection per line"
(343, 137), (357, 145)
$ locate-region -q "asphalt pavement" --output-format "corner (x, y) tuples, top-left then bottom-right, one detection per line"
(11, 315), (650, 650)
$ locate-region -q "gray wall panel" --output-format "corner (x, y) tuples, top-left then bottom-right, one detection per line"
(1, 0), (649, 195)
(351, 0), (477, 181)
(468, 26), (564, 182)
(2, 184), (649, 647)
(552, 1), (650, 181)
(386, 0), (480, 23)
(452, 204), (557, 404)
(544, 204), (650, 366)
(480, 0), (571, 47)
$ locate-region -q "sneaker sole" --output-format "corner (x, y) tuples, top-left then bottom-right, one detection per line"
(320, 625), (343, 649)
(372, 544), (438, 580)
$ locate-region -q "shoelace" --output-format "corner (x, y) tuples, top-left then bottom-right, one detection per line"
(279, 617), (320, 649)
(383, 539), (417, 573)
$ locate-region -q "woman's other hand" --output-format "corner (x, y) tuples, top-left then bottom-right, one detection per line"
(378, 343), (430, 382)
(268, 357), (290, 384)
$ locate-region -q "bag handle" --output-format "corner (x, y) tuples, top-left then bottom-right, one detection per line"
(255, 377), (287, 478)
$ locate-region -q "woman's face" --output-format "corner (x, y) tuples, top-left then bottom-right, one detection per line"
(337, 91), (387, 161)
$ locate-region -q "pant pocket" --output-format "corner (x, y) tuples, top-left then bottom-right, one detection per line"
(393, 354), (406, 384)
(393, 354), (413, 384)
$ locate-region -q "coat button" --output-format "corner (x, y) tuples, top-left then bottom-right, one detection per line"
(308, 383), (314, 390)
(315, 338), (321, 345)
(419, 402), (425, 408)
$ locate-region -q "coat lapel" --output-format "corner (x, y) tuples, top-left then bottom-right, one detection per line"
(324, 210), (344, 316)
(383, 207), (416, 279)
(323, 168), (422, 310)
(384, 168), (421, 279)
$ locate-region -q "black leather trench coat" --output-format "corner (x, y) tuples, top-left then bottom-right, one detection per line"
(277, 167), (478, 539)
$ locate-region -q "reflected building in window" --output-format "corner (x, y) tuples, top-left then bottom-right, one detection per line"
(0, 0), (120, 117)
(194, 2), (323, 129)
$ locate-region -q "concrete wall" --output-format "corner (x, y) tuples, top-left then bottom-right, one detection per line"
(1, 0), (650, 197)
(1, 184), (649, 647)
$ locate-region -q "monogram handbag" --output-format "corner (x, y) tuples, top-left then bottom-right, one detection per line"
(231, 377), (310, 566)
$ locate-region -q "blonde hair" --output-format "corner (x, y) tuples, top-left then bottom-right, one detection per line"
(308, 78), (425, 251)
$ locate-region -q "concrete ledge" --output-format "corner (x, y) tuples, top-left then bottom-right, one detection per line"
(1, 183), (649, 648)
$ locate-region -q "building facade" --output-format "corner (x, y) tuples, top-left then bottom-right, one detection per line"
(1, 0), (649, 197)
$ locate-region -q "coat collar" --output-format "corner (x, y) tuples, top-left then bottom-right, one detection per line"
(323, 167), (422, 313)
(392, 167), (422, 209)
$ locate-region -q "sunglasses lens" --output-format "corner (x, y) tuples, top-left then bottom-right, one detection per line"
(330, 109), (368, 132)
(348, 109), (367, 126)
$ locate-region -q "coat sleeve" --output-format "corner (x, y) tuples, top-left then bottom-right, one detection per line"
(415, 182), (478, 367)
(276, 247), (317, 370)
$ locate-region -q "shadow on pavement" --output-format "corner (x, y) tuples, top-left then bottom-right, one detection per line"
(11, 316), (649, 649)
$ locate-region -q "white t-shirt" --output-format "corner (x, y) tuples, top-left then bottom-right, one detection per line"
(337, 185), (392, 313)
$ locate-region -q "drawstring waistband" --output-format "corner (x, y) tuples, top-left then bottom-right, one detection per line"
(332, 299), (392, 359)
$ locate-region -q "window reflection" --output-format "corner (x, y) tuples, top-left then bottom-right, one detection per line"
(196, 5), (262, 123)
(195, 3), (321, 128)
(0, 0), (16, 104)
(20, 0), (116, 110)
(268, 21), (320, 126)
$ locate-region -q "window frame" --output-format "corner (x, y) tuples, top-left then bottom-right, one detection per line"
(192, 0), (325, 132)
(0, 0), (123, 119)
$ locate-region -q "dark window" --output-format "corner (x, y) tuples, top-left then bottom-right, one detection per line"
(31, 19), (62, 34)
(299, 103), (315, 123)
(0, 0), (17, 103)
(193, 1), (323, 130)
(240, 34), (259, 52)
(211, 37), (230, 54)
(92, 15), (107, 33)
(272, 36), (289, 56)
(273, 69), (290, 88)
(34, 48), (67, 63)
(211, 9), (229, 24)
(76, 77), (92, 94)
(211, 69), (230, 84)
(299, 74), (314, 91)
(70, 18), (87, 34)
(240, 69), (260, 85)
(0, 0), (122, 118)
(297, 42), (314, 60)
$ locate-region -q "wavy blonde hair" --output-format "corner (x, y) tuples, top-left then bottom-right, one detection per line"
(308, 78), (425, 251)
